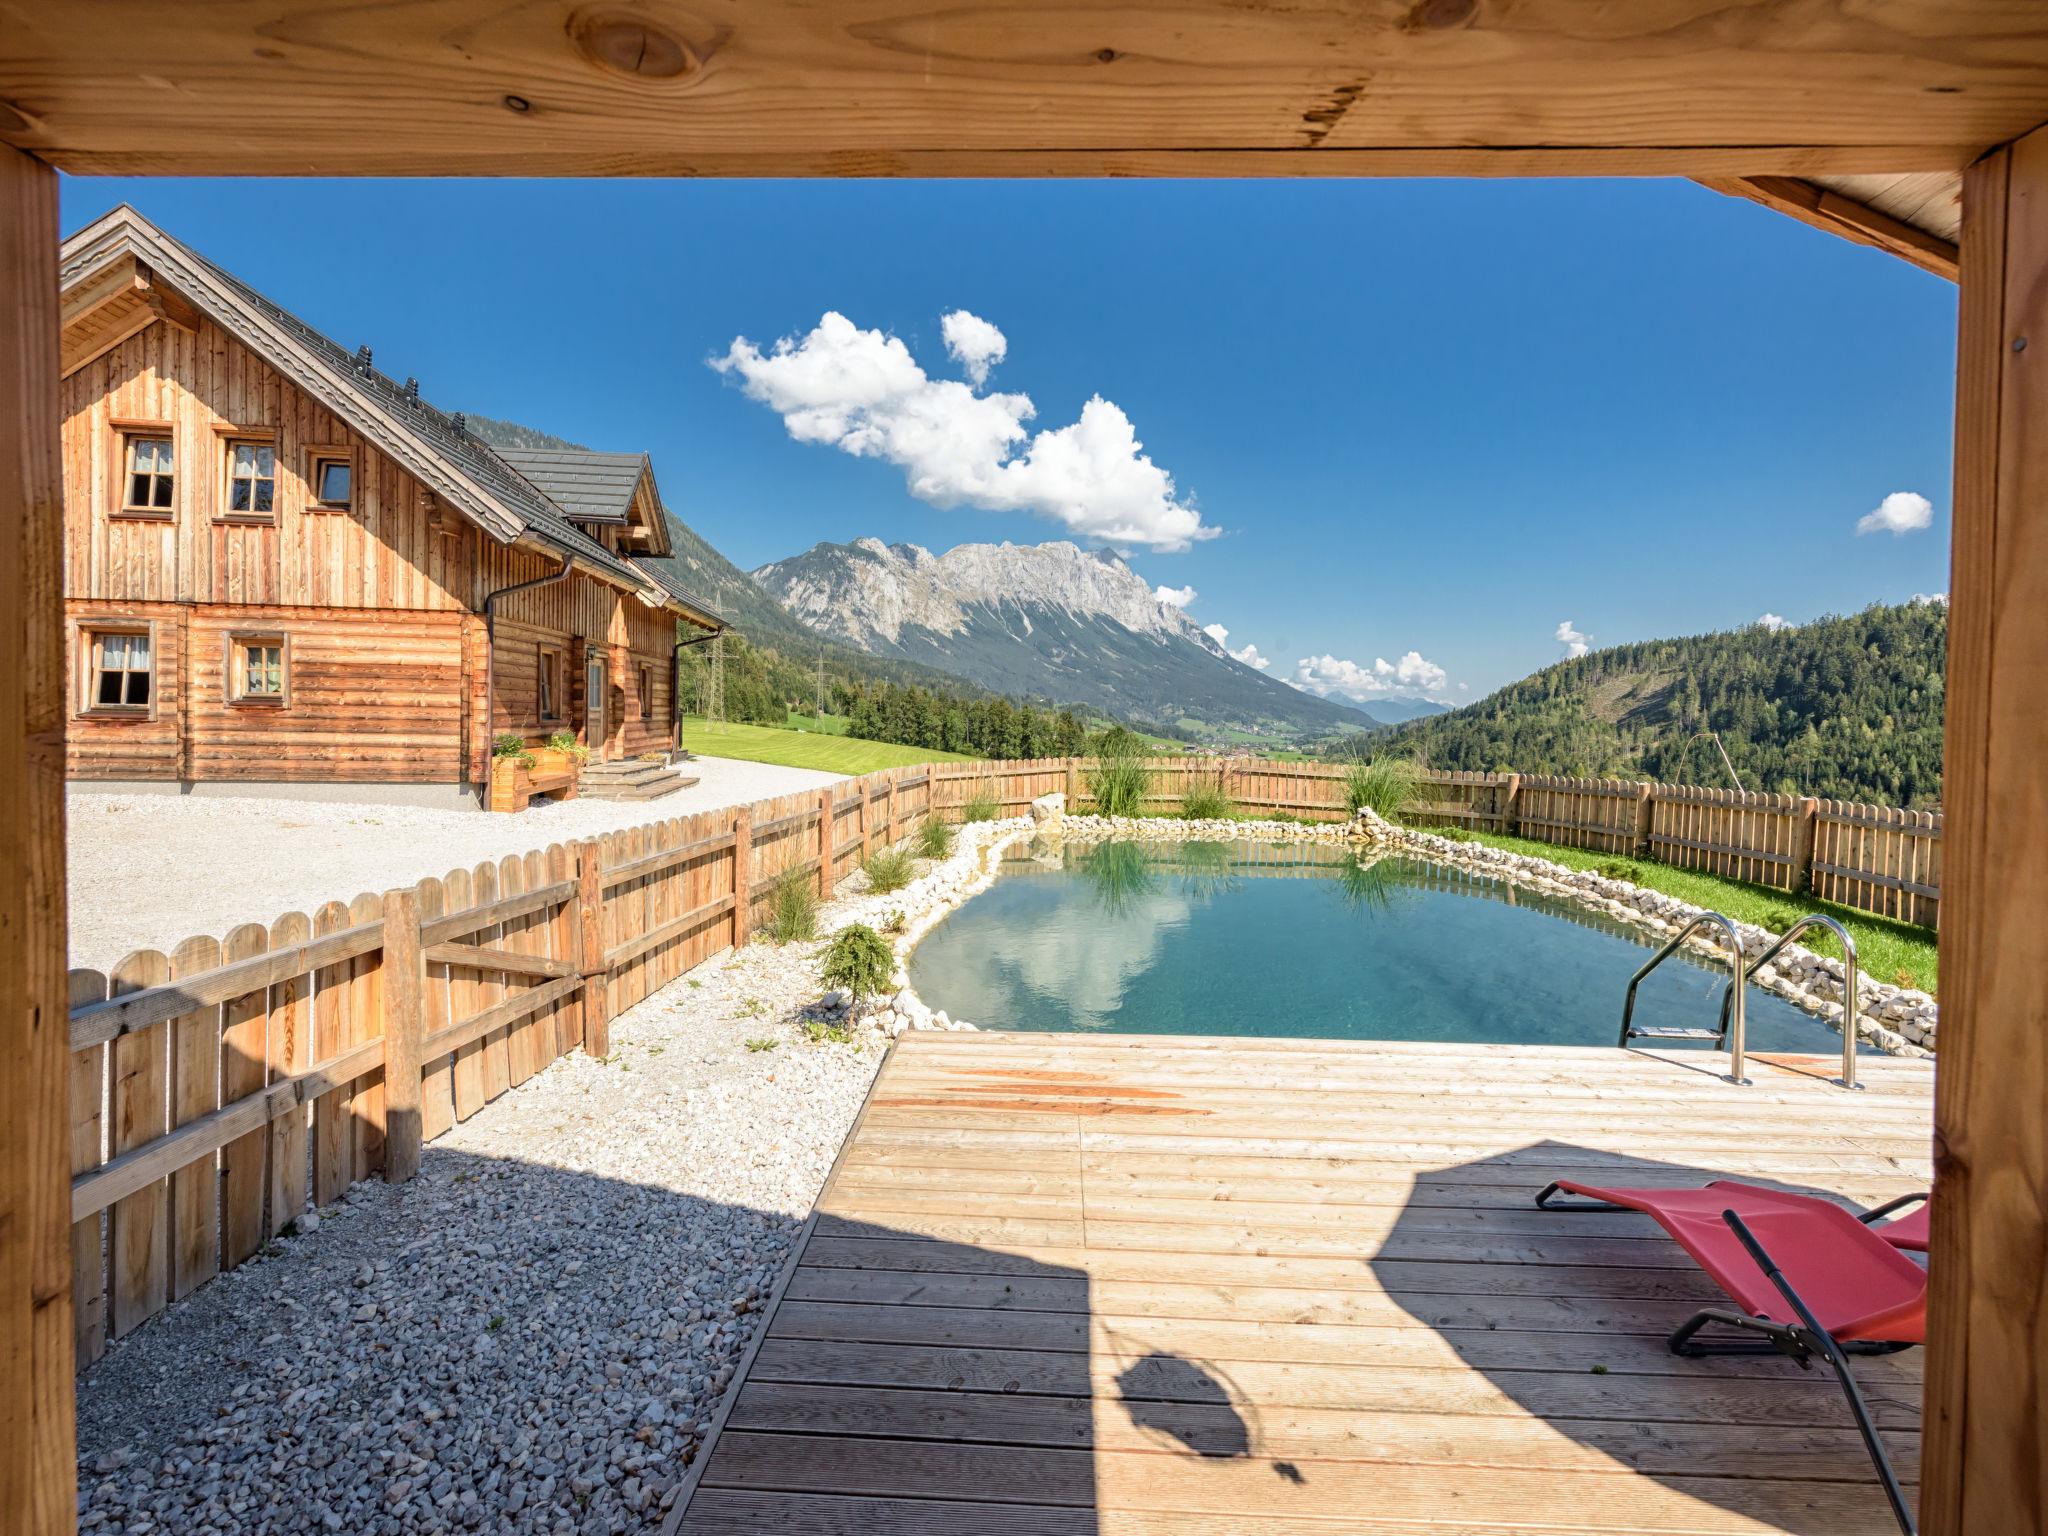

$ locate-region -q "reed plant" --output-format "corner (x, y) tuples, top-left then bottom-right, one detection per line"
(917, 816), (955, 859)
(1087, 727), (1154, 818)
(958, 779), (1001, 823)
(863, 847), (915, 894)
(766, 865), (818, 944)
(1343, 755), (1422, 820)
(1180, 767), (1235, 821)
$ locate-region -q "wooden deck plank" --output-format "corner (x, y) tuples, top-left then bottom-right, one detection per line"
(670, 1033), (1934, 1536)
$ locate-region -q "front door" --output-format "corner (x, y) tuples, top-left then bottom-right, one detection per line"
(586, 655), (608, 759)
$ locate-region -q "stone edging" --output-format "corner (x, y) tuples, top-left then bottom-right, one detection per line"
(863, 798), (1935, 1058)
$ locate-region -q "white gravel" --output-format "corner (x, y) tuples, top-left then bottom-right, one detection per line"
(65, 756), (843, 972)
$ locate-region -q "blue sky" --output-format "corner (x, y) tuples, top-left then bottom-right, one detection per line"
(61, 177), (1956, 699)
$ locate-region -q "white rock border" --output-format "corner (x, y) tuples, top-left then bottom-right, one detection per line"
(871, 799), (1935, 1059)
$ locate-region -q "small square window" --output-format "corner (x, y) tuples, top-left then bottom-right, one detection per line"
(310, 453), (353, 511)
(537, 646), (563, 722)
(230, 635), (286, 704)
(85, 628), (153, 711)
(121, 435), (175, 515)
(224, 440), (277, 519)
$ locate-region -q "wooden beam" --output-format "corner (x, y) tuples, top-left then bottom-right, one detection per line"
(0, 141), (74, 1536)
(5, 3), (2048, 177)
(1697, 175), (1960, 280)
(1923, 126), (2048, 1536)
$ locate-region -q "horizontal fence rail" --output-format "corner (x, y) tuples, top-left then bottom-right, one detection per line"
(63, 752), (1940, 1368)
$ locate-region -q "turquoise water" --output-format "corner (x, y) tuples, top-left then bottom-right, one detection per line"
(908, 839), (1867, 1053)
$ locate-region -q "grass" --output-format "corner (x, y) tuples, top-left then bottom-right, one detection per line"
(862, 847), (915, 894)
(680, 716), (976, 773)
(1432, 825), (1939, 995)
(1180, 768), (1236, 821)
(957, 779), (1001, 823)
(1086, 727), (1153, 818)
(1344, 756), (1422, 819)
(744, 1037), (778, 1053)
(784, 711), (849, 735)
(917, 816), (955, 859)
(766, 865), (818, 944)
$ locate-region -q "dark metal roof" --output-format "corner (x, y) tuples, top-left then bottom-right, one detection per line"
(58, 206), (722, 630)
(629, 548), (722, 623)
(496, 449), (646, 525)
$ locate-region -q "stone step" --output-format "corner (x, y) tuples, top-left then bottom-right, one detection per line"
(578, 771), (698, 802)
(580, 760), (679, 786)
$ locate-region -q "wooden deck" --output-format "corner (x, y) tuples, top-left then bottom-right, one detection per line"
(669, 1032), (1936, 1535)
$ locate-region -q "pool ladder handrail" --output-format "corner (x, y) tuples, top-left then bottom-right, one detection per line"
(1733, 915), (1862, 1090)
(1619, 911), (1750, 1082)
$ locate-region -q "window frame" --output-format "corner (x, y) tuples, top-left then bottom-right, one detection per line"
(637, 661), (654, 719)
(225, 630), (290, 708)
(111, 421), (177, 521)
(305, 445), (355, 514)
(215, 427), (280, 525)
(77, 620), (158, 719)
(536, 644), (564, 726)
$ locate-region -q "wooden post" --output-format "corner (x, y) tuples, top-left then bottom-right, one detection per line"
(575, 840), (610, 1059)
(1791, 796), (1820, 894)
(1632, 782), (1655, 858)
(0, 144), (75, 1536)
(379, 887), (425, 1184)
(816, 789), (835, 899)
(1499, 773), (1521, 835)
(860, 774), (875, 864)
(1923, 128), (2048, 1536)
(1066, 757), (1079, 807)
(731, 809), (753, 950)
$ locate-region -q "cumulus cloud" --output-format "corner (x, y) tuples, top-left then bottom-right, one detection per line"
(1201, 622), (1269, 670)
(940, 309), (1007, 386)
(1856, 491), (1934, 537)
(1756, 613), (1791, 632)
(1292, 650), (1449, 700)
(1912, 591), (1949, 606)
(1154, 584), (1197, 609)
(1555, 620), (1591, 659)
(714, 311), (1214, 552)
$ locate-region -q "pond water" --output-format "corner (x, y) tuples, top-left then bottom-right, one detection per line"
(908, 838), (1867, 1053)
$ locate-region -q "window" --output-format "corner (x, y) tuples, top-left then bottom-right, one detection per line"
(120, 434), (175, 515)
(537, 646), (562, 722)
(223, 440), (277, 519)
(309, 451), (353, 512)
(637, 663), (654, 718)
(229, 634), (287, 704)
(85, 628), (153, 712)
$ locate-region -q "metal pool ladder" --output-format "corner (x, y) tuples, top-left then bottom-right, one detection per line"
(1618, 910), (1863, 1088)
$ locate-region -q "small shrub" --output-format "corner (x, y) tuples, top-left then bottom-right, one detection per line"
(802, 1020), (855, 1046)
(863, 847), (914, 894)
(545, 728), (590, 763)
(744, 1037), (778, 1053)
(820, 923), (894, 1013)
(917, 816), (955, 859)
(492, 732), (538, 771)
(882, 909), (907, 935)
(1087, 727), (1154, 818)
(1761, 904), (1800, 932)
(766, 865), (818, 944)
(1436, 827), (1476, 843)
(1596, 858), (1643, 882)
(1343, 756), (1420, 819)
(958, 780), (1001, 823)
(1179, 769), (1235, 822)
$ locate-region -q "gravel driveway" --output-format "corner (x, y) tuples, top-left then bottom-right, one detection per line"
(74, 915), (887, 1535)
(66, 756), (843, 971)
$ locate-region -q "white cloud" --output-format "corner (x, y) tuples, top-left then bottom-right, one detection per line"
(940, 309), (1007, 387)
(1912, 591), (1949, 606)
(1555, 620), (1591, 659)
(1154, 584), (1197, 609)
(1856, 491), (1934, 537)
(1292, 650), (1449, 700)
(1201, 622), (1269, 670)
(1756, 613), (1791, 632)
(714, 311), (1214, 552)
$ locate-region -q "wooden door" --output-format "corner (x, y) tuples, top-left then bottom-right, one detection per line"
(585, 654), (607, 760)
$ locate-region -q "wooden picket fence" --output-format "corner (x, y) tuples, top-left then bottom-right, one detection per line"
(64, 763), (942, 1370)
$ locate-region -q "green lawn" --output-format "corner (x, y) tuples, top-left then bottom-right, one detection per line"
(783, 711), (849, 735)
(1429, 825), (1939, 996)
(681, 717), (978, 774)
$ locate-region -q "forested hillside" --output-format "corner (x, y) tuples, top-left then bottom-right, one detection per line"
(1380, 602), (1946, 807)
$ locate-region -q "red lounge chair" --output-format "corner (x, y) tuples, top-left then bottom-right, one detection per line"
(1536, 1177), (1922, 1534)
(1858, 1191), (1930, 1252)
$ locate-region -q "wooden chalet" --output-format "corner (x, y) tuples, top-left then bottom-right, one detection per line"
(56, 206), (722, 808)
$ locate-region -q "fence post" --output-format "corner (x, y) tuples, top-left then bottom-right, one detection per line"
(816, 788), (835, 899)
(379, 886), (424, 1185)
(1065, 757), (1078, 807)
(860, 774), (875, 865)
(1500, 773), (1521, 835)
(1793, 797), (1819, 894)
(575, 839), (610, 1059)
(732, 808), (753, 950)
(1633, 782), (1655, 857)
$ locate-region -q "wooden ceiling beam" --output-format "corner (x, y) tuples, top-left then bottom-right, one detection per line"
(1697, 175), (1961, 281)
(2, 2), (2046, 178)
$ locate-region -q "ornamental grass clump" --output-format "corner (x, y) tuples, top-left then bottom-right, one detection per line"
(1180, 768), (1235, 822)
(766, 865), (818, 944)
(1087, 727), (1154, 818)
(863, 847), (915, 894)
(917, 816), (955, 859)
(1343, 755), (1421, 820)
(819, 923), (893, 1017)
(958, 780), (1001, 823)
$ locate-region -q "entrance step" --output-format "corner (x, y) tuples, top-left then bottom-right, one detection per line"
(578, 759), (698, 801)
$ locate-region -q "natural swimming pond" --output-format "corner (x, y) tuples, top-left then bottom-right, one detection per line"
(909, 838), (1869, 1053)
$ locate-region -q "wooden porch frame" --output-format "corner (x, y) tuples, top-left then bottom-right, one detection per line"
(5, 7), (2048, 1531)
